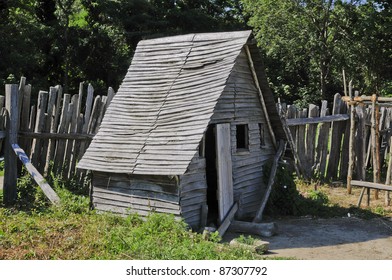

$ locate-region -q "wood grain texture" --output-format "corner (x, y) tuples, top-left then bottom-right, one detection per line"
(30, 90), (48, 171)
(285, 114), (349, 126)
(326, 93), (345, 180)
(216, 123), (234, 223)
(91, 171), (181, 217)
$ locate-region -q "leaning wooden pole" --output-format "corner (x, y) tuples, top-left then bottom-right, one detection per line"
(12, 144), (60, 205)
(253, 140), (286, 223)
(245, 45), (277, 149)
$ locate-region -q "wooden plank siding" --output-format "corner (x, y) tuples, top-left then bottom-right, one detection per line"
(179, 157), (207, 228)
(92, 172), (181, 217)
(211, 49), (275, 219)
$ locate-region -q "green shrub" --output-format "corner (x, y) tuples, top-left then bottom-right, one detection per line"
(264, 162), (347, 218)
(16, 172), (49, 212)
(264, 161), (301, 216)
(11, 168), (90, 214)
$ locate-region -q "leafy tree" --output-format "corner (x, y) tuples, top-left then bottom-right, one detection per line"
(334, 0), (392, 95)
(0, 0), (49, 92)
(242, 0), (392, 105)
(242, 0), (344, 104)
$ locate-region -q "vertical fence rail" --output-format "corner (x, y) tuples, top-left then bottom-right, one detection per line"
(4, 84), (19, 205)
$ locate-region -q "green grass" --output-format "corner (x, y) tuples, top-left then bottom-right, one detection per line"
(0, 170), (282, 260)
(0, 185), (267, 260)
(3, 166), (390, 260)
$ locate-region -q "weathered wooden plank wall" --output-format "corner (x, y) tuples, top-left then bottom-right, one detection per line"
(92, 172), (181, 217)
(281, 94), (350, 181)
(3, 77), (115, 184)
(282, 93), (392, 183)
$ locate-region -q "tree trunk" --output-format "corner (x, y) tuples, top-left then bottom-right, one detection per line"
(320, 60), (327, 100)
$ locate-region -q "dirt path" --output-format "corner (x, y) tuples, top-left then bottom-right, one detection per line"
(258, 216), (392, 260)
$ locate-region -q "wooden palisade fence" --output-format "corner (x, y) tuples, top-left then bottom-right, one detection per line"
(344, 94), (392, 207)
(2, 77), (391, 207)
(279, 93), (350, 181)
(280, 91), (392, 206)
(1, 77), (115, 205)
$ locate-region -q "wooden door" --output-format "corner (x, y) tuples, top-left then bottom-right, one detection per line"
(215, 123), (234, 223)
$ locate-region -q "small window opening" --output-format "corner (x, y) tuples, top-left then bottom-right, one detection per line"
(259, 123), (266, 147)
(236, 124), (249, 150)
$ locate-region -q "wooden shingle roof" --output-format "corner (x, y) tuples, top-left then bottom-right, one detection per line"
(78, 30), (284, 175)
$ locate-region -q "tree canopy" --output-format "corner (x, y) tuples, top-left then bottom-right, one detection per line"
(242, 0), (391, 105)
(0, 0), (245, 95)
(0, 0), (390, 105)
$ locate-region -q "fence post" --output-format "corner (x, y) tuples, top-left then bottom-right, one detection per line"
(371, 94), (380, 201)
(347, 97), (355, 194)
(3, 84), (19, 205)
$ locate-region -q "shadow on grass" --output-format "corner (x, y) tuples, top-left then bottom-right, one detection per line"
(265, 183), (383, 220)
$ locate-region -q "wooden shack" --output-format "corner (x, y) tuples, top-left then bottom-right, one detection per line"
(78, 30), (286, 229)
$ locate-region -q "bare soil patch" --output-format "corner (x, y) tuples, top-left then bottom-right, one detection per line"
(261, 216), (392, 259)
(226, 184), (392, 260)
(267, 184), (392, 260)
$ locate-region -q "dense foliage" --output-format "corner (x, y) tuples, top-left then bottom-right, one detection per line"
(0, 0), (390, 105)
(243, 0), (392, 106)
(0, 0), (244, 95)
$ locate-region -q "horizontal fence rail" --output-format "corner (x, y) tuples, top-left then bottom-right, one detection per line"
(280, 93), (350, 180)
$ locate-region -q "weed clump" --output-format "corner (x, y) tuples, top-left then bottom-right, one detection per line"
(106, 213), (255, 260)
